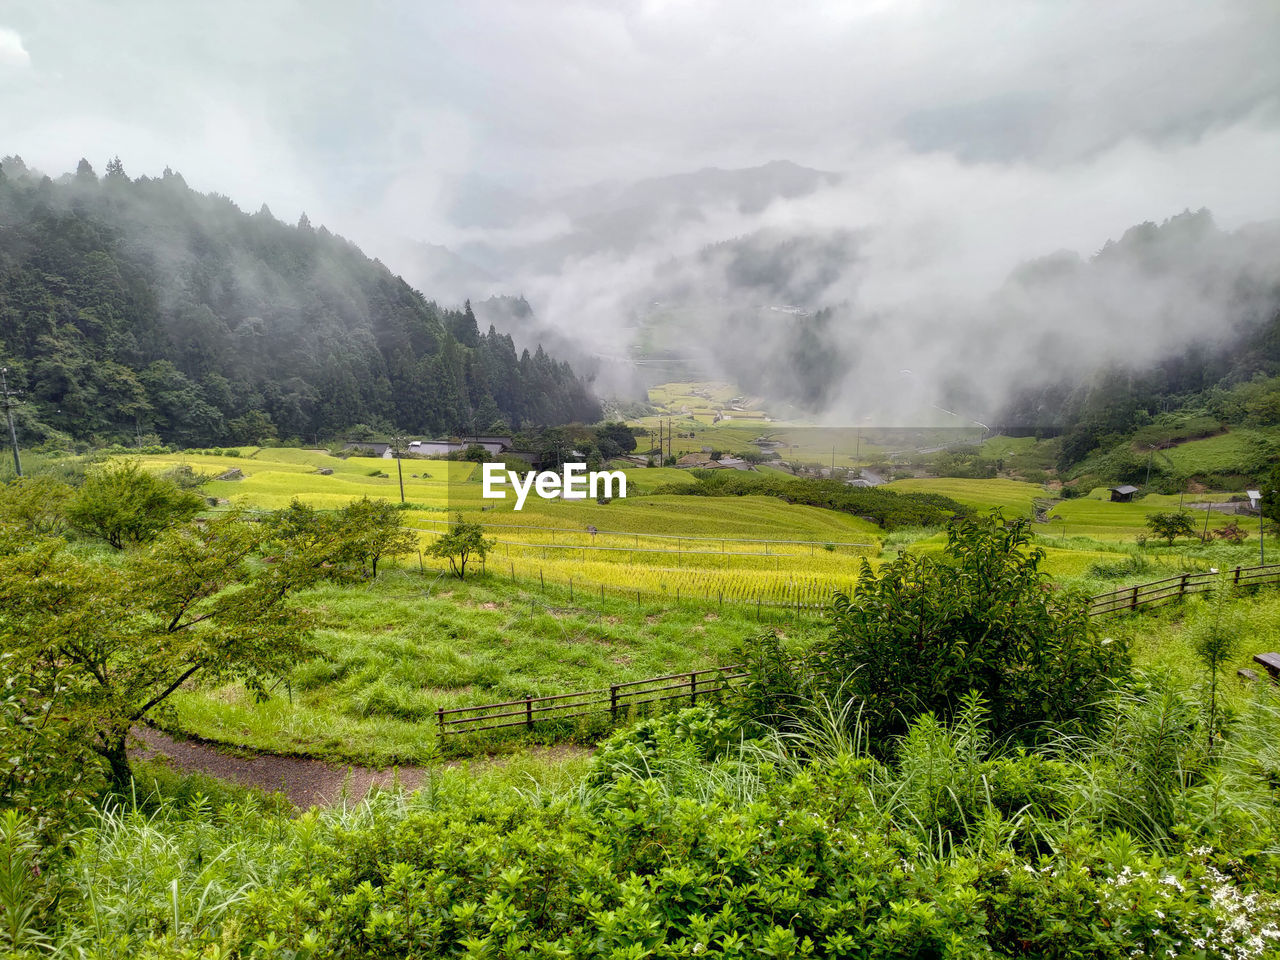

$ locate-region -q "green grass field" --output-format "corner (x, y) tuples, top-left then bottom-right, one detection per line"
(168, 568), (822, 764)
(884, 477), (1047, 516)
(113, 444), (1280, 765)
(1156, 427), (1279, 476)
(1044, 489), (1244, 541)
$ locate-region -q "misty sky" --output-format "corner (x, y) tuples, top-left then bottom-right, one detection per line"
(4, 2), (1278, 248)
(4, 0), (1280, 417)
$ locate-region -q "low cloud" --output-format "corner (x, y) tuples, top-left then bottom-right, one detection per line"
(0, 27), (30, 69)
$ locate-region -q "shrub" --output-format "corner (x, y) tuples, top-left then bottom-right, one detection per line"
(1147, 511), (1197, 545)
(65, 460), (204, 549)
(424, 512), (495, 578)
(793, 514), (1130, 746)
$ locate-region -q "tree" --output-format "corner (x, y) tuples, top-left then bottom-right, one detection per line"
(65, 461), (204, 549)
(1146, 511), (1197, 546)
(0, 476), (72, 536)
(227, 410), (278, 445)
(337, 497), (416, 577)
(784, 514), (1129, 745)
(425, 513), (494, 579)
(595, 422), (637, 460)
(0, 513), (343, 790)
(1262, 461), (1280, 527)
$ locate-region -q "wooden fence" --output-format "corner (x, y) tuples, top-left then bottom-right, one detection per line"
(1088, 562), (1280, 617)
(437, 561), (1280, 738)
(436, 664), (747, 737)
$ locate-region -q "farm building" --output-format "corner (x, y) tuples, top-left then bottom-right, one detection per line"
(675, 453), (754, 471)
(344, 436), (515, 458)
(343, 441), (393, 458)
(1109, 485), (1140, 503)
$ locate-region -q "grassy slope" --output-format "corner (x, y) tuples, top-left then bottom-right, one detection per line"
(134, 446), (1280, 765)
(1157, 426), (1279, 475)
(170, 569), (820, 765)
(884, 477), (1046, 516)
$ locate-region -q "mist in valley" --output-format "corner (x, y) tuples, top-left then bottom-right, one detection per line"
(4, 1), (1280, 427)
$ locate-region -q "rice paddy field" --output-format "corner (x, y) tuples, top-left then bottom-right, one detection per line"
(144, 447), (883, 608)
(121, 445), (1279, 763)
(140, 448), (1267, 604)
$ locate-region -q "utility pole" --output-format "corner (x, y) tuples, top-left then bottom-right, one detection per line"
(391, 434), (407, 504)
(1, 367), (21, 478)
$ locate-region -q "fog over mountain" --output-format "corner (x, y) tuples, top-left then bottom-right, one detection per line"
(4, 1), (1280, 424)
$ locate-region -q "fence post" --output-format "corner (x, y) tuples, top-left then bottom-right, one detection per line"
(570, 578), (574, 602)
(541, 569), (545, 592)
(1180, 573), (1188, 598)
(525, 696), (533, 730)
(1234, 566), (1241, 587)
(691, 671), (698, 705)
(1130, 584), (1139, 611)
(436, 707), (445, 738)
(610, 684), (618, 720)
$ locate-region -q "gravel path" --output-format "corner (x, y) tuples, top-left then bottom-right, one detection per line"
(131, 727), (429, 807)
(131, 728), (591, 808)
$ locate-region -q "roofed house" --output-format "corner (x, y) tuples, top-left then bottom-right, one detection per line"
(1109, 484), (1139, 503)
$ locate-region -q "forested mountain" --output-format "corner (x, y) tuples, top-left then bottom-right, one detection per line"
(995, 211), (1280, 467)
(0, 156), (600, 447)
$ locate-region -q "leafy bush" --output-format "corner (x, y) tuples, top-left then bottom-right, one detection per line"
(34, 696), (1280, 958)
(1147, 511), (1197, 545)
(789, 514), (1130, 746)
(0, 476), (72, 535)
(586, 705), (746, 791)
(65, 460), (204, 549)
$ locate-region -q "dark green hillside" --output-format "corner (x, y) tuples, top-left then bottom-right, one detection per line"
(0, 156), (599, 446)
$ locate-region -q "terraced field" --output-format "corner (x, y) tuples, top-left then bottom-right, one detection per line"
(127, 446), (1274, 763)
(139, 448), (1264, 605)
(884, 477), (1047, 516)
(1044, 488), (1244, 541)
(142, 448), (880, 607)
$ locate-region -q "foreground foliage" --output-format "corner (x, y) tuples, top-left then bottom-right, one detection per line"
(10, 689), (1280, 958)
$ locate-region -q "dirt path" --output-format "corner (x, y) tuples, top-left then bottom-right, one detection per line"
(131, 727), (431, 807)
(131, 728), (591, 808)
